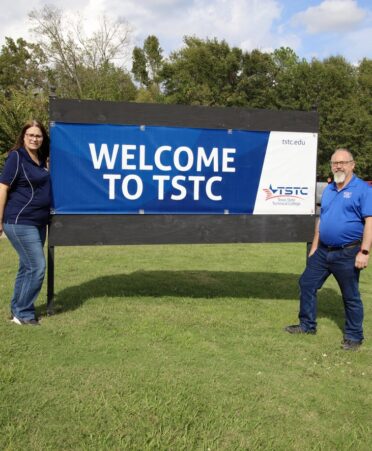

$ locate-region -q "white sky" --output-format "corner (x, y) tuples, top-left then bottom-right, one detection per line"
(1, 0), (371, 64)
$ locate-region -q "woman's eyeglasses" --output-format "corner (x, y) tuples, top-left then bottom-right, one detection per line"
(25, 133), (43, 140)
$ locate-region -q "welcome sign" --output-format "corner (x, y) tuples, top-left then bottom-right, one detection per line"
(50, 122), (317, 215)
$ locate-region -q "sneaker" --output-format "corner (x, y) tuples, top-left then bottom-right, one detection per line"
(11, 316), (23, 325)
(341, 339), (362, 351)
(11, 316), (40, 326)
(284, 324), (316, 335)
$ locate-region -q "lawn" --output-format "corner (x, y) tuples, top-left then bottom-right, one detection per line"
(0, 240), (371, 450)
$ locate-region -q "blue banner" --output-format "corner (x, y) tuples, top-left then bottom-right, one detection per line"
(50, 122), (270, 214)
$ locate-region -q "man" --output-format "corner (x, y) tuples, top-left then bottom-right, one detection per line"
(285, 148), (372, 350)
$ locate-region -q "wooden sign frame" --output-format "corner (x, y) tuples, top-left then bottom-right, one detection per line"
(47, 98), (318, 308)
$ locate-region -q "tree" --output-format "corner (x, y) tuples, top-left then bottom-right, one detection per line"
(0, 89), (48, 170)
(72, 63), (137, 101)
(29, 5), (136, 100)
(132, 35), (164, 102)
(132, 46), (149, 87)
(0, 37), (49, 168)
(160, 37), (243, 106)
(308, 57), (359, 177)
(236, 49), (276, 108)
(0, 37), (48, 94)
(354, 58), (372, 177)
(132, 35), (163, 87)
(357, 58), (372, 113)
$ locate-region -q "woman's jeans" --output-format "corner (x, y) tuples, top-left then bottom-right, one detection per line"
(3, 223), (46, 321)
(299, 244), (363, 341)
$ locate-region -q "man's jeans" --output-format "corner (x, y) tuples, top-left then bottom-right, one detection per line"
(299, 244), (363, 341)
(3, 223), (46, 321)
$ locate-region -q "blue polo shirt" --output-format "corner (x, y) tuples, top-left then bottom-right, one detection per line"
(0, 147), (51, 226)
(319, 175), (372, 247)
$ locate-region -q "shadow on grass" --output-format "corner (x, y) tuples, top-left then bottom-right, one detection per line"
(41, 270), (343, 330)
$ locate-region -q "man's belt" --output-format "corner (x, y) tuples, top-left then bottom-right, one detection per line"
(320, 240), (361, 251)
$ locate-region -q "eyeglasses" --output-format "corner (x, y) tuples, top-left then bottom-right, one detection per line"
(330, 160), (353, 167)
(25, 133), (43, 140)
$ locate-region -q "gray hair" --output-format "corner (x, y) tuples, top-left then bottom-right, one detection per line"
(332, 148), (354, 161)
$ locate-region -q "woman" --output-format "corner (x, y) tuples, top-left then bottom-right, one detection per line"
(0, 120), (51, 326)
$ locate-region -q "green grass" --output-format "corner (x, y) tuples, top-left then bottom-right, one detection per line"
(1, 240), (371, 450)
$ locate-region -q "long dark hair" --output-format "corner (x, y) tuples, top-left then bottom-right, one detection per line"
(9, 120), (50, 162)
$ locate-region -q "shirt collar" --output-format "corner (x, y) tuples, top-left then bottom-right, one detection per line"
(19, 147), (44, 167)
(19, 147), (33, 162)
(330, 174), (356, 192)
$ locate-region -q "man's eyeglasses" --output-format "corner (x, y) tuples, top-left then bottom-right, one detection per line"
(25, 133), (43, 140)
(330, 160), (353, 167)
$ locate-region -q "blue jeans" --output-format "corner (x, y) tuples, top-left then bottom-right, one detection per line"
(299, 244), (363, 341)
(3, 223), (47, 321)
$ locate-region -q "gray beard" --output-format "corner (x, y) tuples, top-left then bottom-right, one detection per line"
(334, 172), (346, 184)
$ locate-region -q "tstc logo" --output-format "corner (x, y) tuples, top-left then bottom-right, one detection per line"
(263, 184), (309, 200)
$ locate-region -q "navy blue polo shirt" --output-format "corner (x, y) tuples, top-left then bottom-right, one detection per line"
(319, 175), (372, 246)
(0, 147), (51, 226)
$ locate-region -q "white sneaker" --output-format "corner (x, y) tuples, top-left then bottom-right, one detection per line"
(11, 316), (40, 326)
(11, 316), (23, 325)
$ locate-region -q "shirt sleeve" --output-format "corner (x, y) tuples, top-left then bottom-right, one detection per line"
(361, 184), (372, 217)
(0, 151), (20, 186)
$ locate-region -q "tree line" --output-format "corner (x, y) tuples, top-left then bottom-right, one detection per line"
(0, 5), (371, 179)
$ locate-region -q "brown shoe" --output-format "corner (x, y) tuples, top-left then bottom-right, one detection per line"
(284, 324), (316, 335)
(341, 339), (362, 351)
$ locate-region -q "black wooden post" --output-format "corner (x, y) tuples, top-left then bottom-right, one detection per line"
(47, 244), (55, 315)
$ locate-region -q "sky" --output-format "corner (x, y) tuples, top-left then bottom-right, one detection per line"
(1, 0), (372, 64)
